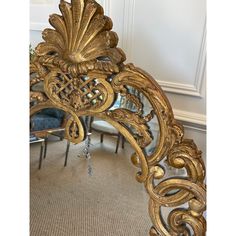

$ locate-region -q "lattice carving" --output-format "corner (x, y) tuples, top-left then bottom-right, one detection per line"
(30, 1), (206, 235)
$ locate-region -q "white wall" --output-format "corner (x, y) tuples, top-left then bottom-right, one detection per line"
(30, 0), (206, 162)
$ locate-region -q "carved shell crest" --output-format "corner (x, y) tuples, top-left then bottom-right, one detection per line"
(36, 0), (126, 65)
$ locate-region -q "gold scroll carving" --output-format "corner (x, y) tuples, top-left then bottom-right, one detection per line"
(30, 0), (206, 235)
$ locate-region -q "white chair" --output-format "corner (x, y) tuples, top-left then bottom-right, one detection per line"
(90, 118), (125, 153)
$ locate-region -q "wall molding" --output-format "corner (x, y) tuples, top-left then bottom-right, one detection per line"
(30, 22), (50, 31)
(100, 0), (110, 16)
(122, 0), (135, 60)
(156, 80), (204, 97)
(30, 0), (111, 31)
(148, 109), (206, 133)
(157, 19), (206, 98)
(173, 109), (206, 132)
(193, 19), (206, 96)
(121, 1), (206, 98)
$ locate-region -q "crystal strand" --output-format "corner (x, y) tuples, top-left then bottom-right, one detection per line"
(84, 132), (92, 176)
(77, 116), (93, 176)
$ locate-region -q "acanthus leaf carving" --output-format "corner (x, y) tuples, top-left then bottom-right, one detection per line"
(30, 1), (206, 235)
(107, 108), (153, 148)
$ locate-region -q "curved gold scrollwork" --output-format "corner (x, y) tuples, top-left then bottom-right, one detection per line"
(147, 140), (206, 236)
(112, 64), (184, 165)
(30, 0), (206, 235)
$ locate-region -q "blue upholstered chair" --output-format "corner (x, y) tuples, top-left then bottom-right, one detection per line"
(30, 108), (65, 132)
(30, 108), (67, 161)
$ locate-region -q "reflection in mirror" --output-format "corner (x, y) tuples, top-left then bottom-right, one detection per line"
(30, 130), (151, 235)
(30, 0), (206, 233)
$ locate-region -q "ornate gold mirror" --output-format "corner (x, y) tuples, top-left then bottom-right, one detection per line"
(30, 0), (206, 235)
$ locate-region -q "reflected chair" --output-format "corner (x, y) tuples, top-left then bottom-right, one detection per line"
(30, 108), (66, 134)
(89, 90), (142, 153)
(89, 118), (125, 153)
(89, 95), (126, 153)
(30, 108), (67, 160)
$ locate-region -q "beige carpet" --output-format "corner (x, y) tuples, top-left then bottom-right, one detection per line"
(30, 134), (151, 236)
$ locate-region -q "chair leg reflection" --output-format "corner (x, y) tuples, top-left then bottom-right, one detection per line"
(43, 136), (48, 159)
(38, 142), (44, 170)
(64, 140), (70, 167)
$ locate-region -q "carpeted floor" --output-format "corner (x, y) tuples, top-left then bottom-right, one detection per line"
(30, 133), (151, 236)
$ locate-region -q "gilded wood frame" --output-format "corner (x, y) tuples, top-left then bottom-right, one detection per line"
(30, 1), (206, 235)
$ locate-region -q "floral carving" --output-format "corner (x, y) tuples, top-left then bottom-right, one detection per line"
(30, 1), (206, 235)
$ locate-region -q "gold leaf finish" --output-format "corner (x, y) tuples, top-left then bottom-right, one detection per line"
(107, 108), (153, 148)
(36, 0), (126, 65)
(30, 1), (206, 235)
